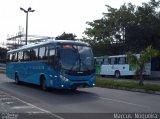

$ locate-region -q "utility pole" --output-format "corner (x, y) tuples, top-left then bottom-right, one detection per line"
(20, 7), (35, 45)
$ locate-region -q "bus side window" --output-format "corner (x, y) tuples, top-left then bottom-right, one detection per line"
(114, 58), (118, 64)
(18, 51), (23, 62)
(39, 47), (46, 60)
(48, 49), (56, 67)
(111, 58), (115, 65)
(44, 47), (49, 60)
(30, 48), (38, 61)
(119, 57), (125, 64)
(13, 53), (18, 62)
(7, 54), (10, 62)
(11, 53), (18, 62)
(11, 53), (15, 62)
(23, 50), (30, 61)
(8, 54), (12, 62)
(30, 49), (35, 60)
(104, 58), (109, 65)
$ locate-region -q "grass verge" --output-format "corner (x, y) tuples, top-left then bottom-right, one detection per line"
(96, 78), (160, 92)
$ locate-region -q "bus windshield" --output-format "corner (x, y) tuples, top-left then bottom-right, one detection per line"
(59, 45), (94, 75)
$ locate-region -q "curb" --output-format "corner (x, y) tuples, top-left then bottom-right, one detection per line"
(96, 85), (160, 95)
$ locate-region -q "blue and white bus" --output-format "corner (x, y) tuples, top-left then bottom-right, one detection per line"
(6, 40), (95, 90)
(95, 55), (151, 78)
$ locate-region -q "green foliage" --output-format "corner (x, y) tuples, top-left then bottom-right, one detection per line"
(55, 32), (77, 40)
(127, 46), (159, 69)
(127, 46), (159, 85)
(84, 0), (160, 55)
(0, 47), (7, 63)
(126, 52), (138, 69)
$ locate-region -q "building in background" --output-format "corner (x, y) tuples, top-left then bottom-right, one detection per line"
(7, 33), (54, 50)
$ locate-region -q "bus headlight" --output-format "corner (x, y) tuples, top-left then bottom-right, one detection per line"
(60, 75), (69, 81)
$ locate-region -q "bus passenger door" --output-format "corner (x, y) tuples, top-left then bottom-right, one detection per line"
(48, 48), (59, 76)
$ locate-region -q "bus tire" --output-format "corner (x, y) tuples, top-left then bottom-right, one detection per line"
(71, 88), (77, 91)
(115, 70), (120, 78)
(15, 74), (20, 84)
(100, 75), (105, 77)
(40, 76), (47, 91)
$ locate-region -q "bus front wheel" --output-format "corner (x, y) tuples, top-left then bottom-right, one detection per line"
(40, 77), (47, 91)
(115, 71), (120, 78)
(15, 75), (20, 84)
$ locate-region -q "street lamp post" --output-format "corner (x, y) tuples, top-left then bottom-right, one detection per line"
(20, 7), (35, 45)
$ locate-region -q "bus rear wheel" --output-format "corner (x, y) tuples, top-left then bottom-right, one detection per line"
(15, 75), (20, 84)
(115, 71), (120, 78)
(40, 77), (47, 91)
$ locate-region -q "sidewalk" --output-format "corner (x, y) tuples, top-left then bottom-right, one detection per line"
(96, 76), (160, 95)
(97, 76), (160, 85)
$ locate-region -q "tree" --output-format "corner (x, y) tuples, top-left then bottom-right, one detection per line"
(84, 3), (136, 47)
(0, 47), (7, 63)
(55, 32), (77, 40)
(125, 0), (160, 52)
(127, 46), (159, 86)
(84, 0), (160, 56)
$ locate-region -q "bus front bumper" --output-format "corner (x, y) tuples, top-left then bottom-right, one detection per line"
(50, 76), (95, 89)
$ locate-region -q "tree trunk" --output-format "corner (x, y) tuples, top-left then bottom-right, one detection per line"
(139, 73), (144, 86)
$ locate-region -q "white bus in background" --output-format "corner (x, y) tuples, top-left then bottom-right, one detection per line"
(95, 54), (151, 78)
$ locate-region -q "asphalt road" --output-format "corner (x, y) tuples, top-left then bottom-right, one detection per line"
(0, 74), (160, 119)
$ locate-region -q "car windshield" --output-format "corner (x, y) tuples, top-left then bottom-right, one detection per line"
(59, 45), (94, 72)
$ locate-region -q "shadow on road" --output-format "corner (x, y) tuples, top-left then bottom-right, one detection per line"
(0, 81), (99, 106)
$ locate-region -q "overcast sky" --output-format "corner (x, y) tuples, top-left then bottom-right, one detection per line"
(0, 0), (149, 44)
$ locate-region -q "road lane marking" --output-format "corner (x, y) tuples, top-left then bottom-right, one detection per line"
(96, 96), (150, 108)
(0, 90), (64, 119)
(5, 102), (14, 104)
(11, 96), (50, 113)
(11, 106), (35, 109)
(11, 95), (64, 119)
